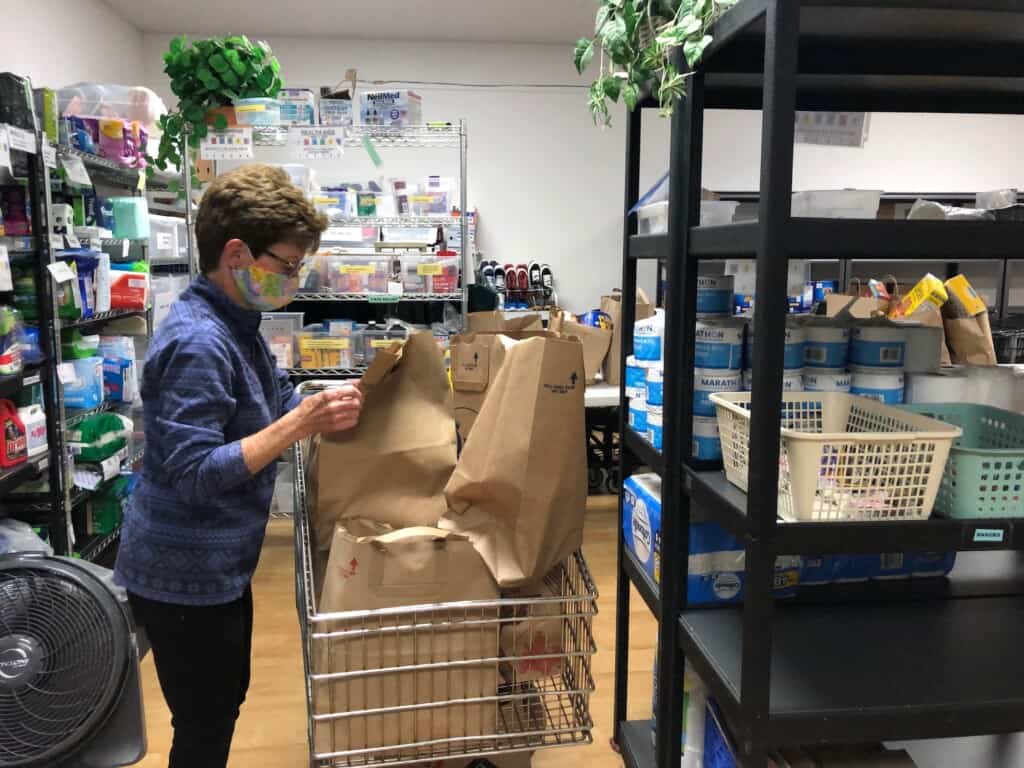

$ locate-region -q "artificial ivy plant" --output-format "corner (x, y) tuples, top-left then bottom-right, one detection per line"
(148, 35), (283, 190)
(574, 0), (738, 125)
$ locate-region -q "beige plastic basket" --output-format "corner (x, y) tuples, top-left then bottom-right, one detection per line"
(710, 392), (962, 522)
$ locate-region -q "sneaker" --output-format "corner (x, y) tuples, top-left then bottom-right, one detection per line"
(529, 261), (542, 291)
(540, 263), (554, 303)
(481, 261), (495, 290)
(504, 262), (517, 302)
(494, 263), (506, 293)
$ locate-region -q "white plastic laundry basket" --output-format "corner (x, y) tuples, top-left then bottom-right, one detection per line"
(710, 392), (962, 522)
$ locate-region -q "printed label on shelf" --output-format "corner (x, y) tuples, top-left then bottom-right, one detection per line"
(417, 263), (443, 276)
(42, 143), (57, 169)
(795, 111), (870, 148)
(200, 128), (253, 160)
(387, 280), (404, 295)
(371, 338), (399, 348)
(339, 264), (375, 274)
(122, 240), (130, 260)
(156, 232), (173, 251)
(0, 246), (11, 292)
(973, 528), (1006, 544)
(6, 125), (36, 154)
(289, 126), (345, 160)
(325, 226), (364, 241)
(49, 234), (65, 253)
(46, 261), (76, 283)
(313, 196), (341, 206)
(57, 362), (77, 384)
(64, 232), (81, 249)
(137, 169), (146, 191)
(367, 294), (401, 304)
(61, 154), (93, 187)
(0, 127), (10, 171)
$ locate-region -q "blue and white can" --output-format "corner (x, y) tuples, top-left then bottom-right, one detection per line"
(693, 369), (741, 417)
(646, 367), (664, 406)
(633, 312), (664, 362)
(745, 322), (805, 370)
(625, 355), (647, 399)
(802, 368), (851, 393)
(628, 396), (648, 433)
(696, 275), (735, 316)
(647, 406), (663, 450)
(850, 366), (904, 405)
(803, 325), (850, 368)
(695, 319), (744, 370)
(742, 369), (803, 392)
(692, 416), (722, 460)
(850, 325), (907, 368)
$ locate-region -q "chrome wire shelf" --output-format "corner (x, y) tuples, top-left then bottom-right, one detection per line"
(292, 291), (462, 303)
(285, 367), (367, 380)
(66, 400), (124, 428)
(0, 236), (37, 254)
(251, 123), (463, 149)
(57, 146), (177, 190)
(78, 525), (121, 562)
(325, 216), (457, 229)
(60, 309), (145, 329)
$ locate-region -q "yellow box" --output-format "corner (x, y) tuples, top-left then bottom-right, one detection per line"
(888, 273), (948, 320)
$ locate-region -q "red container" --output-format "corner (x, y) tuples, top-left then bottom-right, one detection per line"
(0, 399), (27, 468)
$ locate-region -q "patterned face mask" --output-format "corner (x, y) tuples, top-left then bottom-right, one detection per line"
(231, 262), (300, 311)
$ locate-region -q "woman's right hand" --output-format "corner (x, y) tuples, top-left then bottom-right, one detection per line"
(297, 384), (365, 436)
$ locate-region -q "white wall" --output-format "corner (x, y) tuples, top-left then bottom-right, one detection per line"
(0, 0), (144, 89)
(141, 32), (673, 312)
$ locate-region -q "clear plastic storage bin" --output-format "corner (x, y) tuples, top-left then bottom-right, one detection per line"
(148, 214), (181, 263)
(711, 391), (961, 522)
(791, 190), (882, 219)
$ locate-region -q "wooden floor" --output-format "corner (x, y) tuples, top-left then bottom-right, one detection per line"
(135, 496), (658, 767)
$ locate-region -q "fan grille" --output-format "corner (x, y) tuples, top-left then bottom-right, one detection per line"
(0, 564), (126, 767)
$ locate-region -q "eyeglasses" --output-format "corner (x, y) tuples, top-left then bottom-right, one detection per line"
(260, 247), (304, 278)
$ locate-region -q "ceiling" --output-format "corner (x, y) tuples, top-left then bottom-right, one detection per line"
(102, 0), (598, 44)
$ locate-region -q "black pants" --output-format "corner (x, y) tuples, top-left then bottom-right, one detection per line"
(128, 587), (254, 768)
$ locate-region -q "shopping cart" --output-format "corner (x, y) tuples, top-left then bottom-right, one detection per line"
(292, 442), (598, 767)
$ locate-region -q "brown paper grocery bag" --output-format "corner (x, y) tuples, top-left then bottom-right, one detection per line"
(315, 522), (499, 758)
(306, 331), (457, 562)
(441, 335), (587, 587)
(600, 289), (654, 385)
(499, 569), (566, 684)
(946, 312), (997, 365)
(548, 309), (612, 384)
(467, 311), (543, 333)
(450, 331), (556, 445)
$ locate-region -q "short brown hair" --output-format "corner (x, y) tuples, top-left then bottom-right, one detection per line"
(195, 164), (328, 274)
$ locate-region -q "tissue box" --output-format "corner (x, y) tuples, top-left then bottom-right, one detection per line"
(622, 473), (800, 605)
(360, 90), (422, 126)
(319, 98), (353, 126)
(63, 356), (104, 409)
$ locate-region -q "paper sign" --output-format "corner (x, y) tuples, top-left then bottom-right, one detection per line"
(0, 246), (11, 292)
(49, 234), (65, 253)
(42, 143), (57, 169)
(368, 294), (401, 304)
(0, 127), (10, 172)
(795, 112), (870, 147)
(387, 280), (404, 296)
(339, 264), (374, 274)
(46, 261), (75, 283)
(973, 528), (1006, 544)
(6, 125), (36, 154)
(200, 128), (253, 160)
(122, 240), (130, 260)
(290, 126), (345, 160)
(417, 263), (443, 276)
(57, 362), (77, 384)
(64, 232), (81, 249)
(61, 154), (93, 187)
(137, 169), (146, 191)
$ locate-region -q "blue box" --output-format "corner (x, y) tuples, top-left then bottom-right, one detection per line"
(623, 474), (800, 605)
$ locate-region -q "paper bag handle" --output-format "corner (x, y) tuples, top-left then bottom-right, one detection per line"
(367, 531), (455, 597)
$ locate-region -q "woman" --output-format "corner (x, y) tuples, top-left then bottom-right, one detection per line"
(114, 164), (364, 768)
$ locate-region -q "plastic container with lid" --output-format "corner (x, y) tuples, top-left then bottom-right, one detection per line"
(0, 400), (27, 468)
(357, 323), (409, 364)
(646, 367), (664, 406)
(850, 366), (905, 405)
(693, 369), (741, 417)
(233, 97), (281, 126)
(629, 397), (648, 433)
(791, 189), (882, 219)
(696, 275), (734, 316)
(695, 318), (744, 370)
(850, 324), (907, 368)
(803, 324), (850, 368)
(743, 369), (803, 392)
(17, 404), (46, 457)
(692, 416), (722, 460)
(802, 368), (851, 393)
(745, 321), (805, 370)
(625, 355), (647, 399)
(110, 197), (150, 240)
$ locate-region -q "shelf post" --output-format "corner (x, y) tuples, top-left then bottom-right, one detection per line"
(654, 49), (706, 768)
(460, 119), (470, 319)
(740, 0), (801, 757)
(613, 104), (643, 744)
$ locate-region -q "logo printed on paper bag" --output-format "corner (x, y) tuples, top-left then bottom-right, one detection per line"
(543, 371), (580, 395)
(338, 558), (360, 579)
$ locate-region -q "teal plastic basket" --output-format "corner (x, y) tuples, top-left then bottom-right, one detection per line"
(899, 403), (1024, 519)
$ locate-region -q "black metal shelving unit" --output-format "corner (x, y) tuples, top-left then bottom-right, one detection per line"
(612, 3), (1024, 767)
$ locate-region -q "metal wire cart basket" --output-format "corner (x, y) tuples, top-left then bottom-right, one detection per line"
(292, 443), (599, 767)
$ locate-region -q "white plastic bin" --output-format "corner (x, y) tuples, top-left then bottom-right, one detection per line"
(791, 190), (882, 219)
(711, 391), (961, 522)
(149, 214), (182, 263)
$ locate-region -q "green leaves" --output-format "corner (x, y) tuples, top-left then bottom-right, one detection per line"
(213, 113), (229, 131)
(575, 0), (734, 125)
(574, 38), (595, 74)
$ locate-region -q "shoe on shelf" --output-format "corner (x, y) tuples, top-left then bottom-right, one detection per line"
(529, 261), (542, 292)
(481, 261), (495, 289)
(540, 264), (554, 304)
(494, 263), (506, 293)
